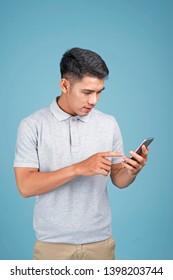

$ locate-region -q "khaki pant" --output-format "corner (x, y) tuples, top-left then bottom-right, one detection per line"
(33, 237), (115, 260)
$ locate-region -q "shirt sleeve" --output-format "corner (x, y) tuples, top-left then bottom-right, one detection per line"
(111, 117), (124, 164)
(14, 119), (39, 168)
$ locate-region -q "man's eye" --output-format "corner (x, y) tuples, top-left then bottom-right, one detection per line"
(82, 91), (102, 95)
(83, 91), (92, 94)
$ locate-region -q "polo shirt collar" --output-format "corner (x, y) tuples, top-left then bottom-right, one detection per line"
(50, 97), (90, 123)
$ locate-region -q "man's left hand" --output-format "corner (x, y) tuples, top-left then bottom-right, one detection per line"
(121, 145), (148, 176)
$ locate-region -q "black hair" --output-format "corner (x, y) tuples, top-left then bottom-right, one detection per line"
(60, 47), (109, 81)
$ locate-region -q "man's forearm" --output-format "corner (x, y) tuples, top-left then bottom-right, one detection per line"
(111, 167), (137, 188)
(15, 151), (122, 198)
(15, 164), (80, 198)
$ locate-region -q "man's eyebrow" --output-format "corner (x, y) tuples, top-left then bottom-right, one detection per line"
(82, 87), (105, 93)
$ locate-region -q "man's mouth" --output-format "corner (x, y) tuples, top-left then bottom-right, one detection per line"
(83, 107), (93, 112)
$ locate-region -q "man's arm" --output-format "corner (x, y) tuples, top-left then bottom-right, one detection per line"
(14, 151), (122, 198)
(111, 145), (148, 188)
(14, 165), (79, 198)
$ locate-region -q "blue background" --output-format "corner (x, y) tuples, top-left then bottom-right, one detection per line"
(0, 0), (172, 260)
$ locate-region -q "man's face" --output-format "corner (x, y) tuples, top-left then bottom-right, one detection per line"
(59, 76), (105, 116)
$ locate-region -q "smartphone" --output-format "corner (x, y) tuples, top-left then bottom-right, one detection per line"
(132, 137), (154, 157)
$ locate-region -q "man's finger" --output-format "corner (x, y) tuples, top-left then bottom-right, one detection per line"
(99, 151), (123, 158)
(141, 145), (148, 158)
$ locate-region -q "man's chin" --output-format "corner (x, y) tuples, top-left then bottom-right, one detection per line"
(78, 112), (89, 117)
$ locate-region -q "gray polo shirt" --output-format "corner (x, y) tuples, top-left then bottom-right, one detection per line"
(14, 98), (124, 244)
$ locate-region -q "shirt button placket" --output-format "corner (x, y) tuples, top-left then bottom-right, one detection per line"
(70, 117), (79, 153)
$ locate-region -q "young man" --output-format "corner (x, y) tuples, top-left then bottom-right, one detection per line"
(14, 47), (148, 260)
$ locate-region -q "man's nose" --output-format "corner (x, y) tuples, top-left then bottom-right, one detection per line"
(88, 93), (98, 106)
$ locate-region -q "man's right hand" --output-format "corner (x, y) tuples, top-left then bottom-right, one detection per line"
(75, 152), (123, 176)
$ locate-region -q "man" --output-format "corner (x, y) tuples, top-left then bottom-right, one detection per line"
(14, 47), (148, 260)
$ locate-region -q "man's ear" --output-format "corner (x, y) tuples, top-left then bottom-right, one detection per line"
(60, 78), (69, 93)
